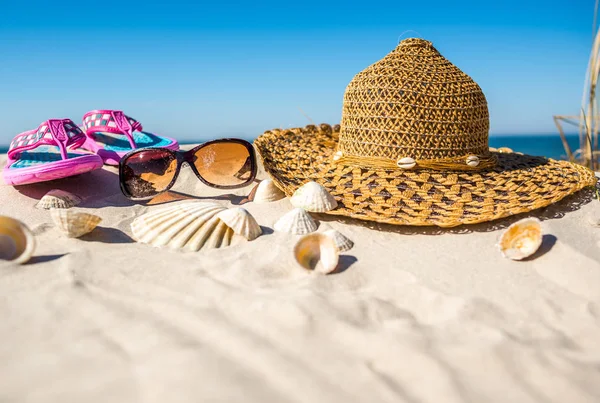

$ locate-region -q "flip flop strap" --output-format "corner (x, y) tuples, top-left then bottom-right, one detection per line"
(7, 119), (87, 162)
(82, 110), (143, 149)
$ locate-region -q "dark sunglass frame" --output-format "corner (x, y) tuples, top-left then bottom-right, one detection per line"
(119, 138), (257, 200)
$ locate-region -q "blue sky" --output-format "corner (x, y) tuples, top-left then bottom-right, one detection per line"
(0, 0), (594, 145)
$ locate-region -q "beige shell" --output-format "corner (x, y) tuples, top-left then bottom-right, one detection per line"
(323, 229), (354, 252)
(274, 208), (318, 234)
(290, 181), (338, 212)
(131, 201), (241, 251)
(497, 147), (514, 153)
(36, 190), (82, 210)
(294, 233), (339, 274)
(498, 217), (543, 260)
(51, 209), (102, 238)
(215, 207), (262, 241)
(252, 179), (285, 203)
(466, 155), (480, 167)
(489, 147), (498, 152)
(397, 157), (416, 169)
(0, 216), (36, 264)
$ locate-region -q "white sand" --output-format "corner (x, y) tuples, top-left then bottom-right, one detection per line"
(1, 152), (600, 403)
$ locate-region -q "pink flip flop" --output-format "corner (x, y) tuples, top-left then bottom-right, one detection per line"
(82, 110), (179, 165)
(2, 119), (104, 186)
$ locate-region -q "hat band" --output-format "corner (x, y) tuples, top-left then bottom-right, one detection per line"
(332, 152), (498, 171)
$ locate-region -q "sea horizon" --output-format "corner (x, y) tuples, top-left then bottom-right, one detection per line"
(0, 133), (584, 161)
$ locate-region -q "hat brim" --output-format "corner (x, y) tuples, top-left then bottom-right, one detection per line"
(254, 125), (597, 227)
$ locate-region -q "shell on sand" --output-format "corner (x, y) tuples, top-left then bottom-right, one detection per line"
(50, 209), (101, 238)
(274, 208), (318, 235)
(290, 181), (338, 212)
(323, 229), (354, 252)
(294, 233), (339, 274)
(251, 179), (285, 203)
(0, 215), (36, 264)
(498, 217), (542, 260)
(131, 202), (241, 252)
(215, 207), (262, 241)
(36, 190), (82, 210)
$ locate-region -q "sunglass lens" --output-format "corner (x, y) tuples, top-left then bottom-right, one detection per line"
(193, 142), (253, 187)
(121, 150), (178, 198)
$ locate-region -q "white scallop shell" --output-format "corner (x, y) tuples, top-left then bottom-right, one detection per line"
(51, 209), (102, 238)
(0, 215), (36, 264)
(290, 181), (338, 212)
(497, 217), (542, 260)
(466, 155), (480, 167)
(274, 208), (318, 234)
(323, 229), (354, 252)
(397, 157), (416, 169)
(294, 233), (339, 274)
(36, 190), (82, 210)
(251, 179), (285, 203)
(215, 207), (262, 241)
(131, 202), (240, 251)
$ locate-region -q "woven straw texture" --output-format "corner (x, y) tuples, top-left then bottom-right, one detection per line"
(339, 38), (489, 164)
(253, 39), (597, 227)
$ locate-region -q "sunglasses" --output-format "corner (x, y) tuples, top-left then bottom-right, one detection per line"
(119, 139), (257, 200)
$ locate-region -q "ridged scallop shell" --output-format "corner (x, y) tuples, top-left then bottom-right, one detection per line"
(36, 190), (82, 210)
(131, 202), (240, 251)
(51, 209), (102, 238)
(323, 229), (354, 252)
(498, 217), (542, 260)
(294, 233), (339, 274)
(251, 179), (285, 203)
(0, 216), (36, 264)
(274, 208), (318, 234)
(290, 182), (338, 212)
(215, 207), (262, 241)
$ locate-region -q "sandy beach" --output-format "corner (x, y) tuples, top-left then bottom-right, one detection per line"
(1, 149), (600, 403)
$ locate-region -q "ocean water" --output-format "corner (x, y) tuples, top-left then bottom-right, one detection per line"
(0, 134), (582, 161)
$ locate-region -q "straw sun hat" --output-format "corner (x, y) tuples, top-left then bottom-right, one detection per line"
(254, 38), (596, 227)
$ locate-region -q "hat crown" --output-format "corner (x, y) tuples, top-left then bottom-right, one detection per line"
(338, 38), (489, 163)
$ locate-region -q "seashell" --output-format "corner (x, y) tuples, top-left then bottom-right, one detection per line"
(466, 155), (480, 167)
(397, 157), (416, 169)
(274, 208), (318, 234)
(131, 201), (241, 251)
(332, 150), (343, 161)
(290, 181), (338, 212)
(497, 147), (514, 153)
(216, 207), (262, 241)
(36, 189), (82, 210)
(0, 216), (36, 264)
(488, 147), (498, 152)
(497, 217), (542, 260)
(50, 209), (101, 238)
(332, 124), (341, 132)
(251, 179), (286, 203)
(294, 233), (339, 274)
(323, 229), (354, 252)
